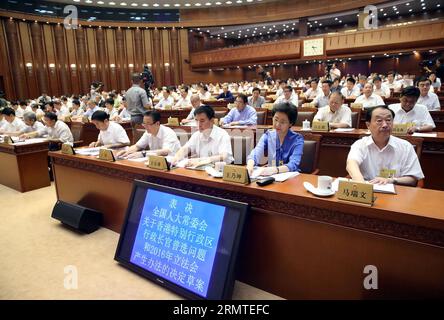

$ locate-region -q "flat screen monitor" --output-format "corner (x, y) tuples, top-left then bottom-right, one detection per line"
(115, 180), (248, 300)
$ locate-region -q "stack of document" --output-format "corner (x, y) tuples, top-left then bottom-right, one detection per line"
(74, 147), (102, 156)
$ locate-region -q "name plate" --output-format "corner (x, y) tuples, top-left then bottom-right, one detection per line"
(2, 135), (13, 144)
(312, 121), (330, 132)
(61, 143), (75, 155)
(302, 103), (316, 108)
(167, 117), (180, 126)
(98, 148), (115, 162)
(64, 116), (72, 123)
(350, 103), (363, 110)
(392, 123), (413, 135)
(82, 116), (89, 123)
(223, 165), (250, 185)
(262, 103), (274, 110)
(164, 104), (173, 110)
(146, 155), (170, 171)
(337, 180), (374, 206)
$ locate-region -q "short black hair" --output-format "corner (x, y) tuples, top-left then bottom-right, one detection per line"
(310, 78), (318, 84)
(1, 107), (15, 116)
(143, 110), (161, 123)
(373, 76), (382, 82)
(284, 85), (293, 92)
(272, 102), (298, 126)
(182, 86), (189, 93)
(322, 80), (332, 87)
(19, 100), (27, 106)
(401, 86), (420, 98)
(105, 98), (114, 106)
(72, 100), (80, 106)
(252, 87), (260, 93)
(365, 105), (395, 122)
(346, 77), (356, 84)
(236, 93), (248, 104)
(91, 110), (109, 122)
(194, 105), (215, 120)
(416, 76), (431, 85)
(44, 112), (58, 121)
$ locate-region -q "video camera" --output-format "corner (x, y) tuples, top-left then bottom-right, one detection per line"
(141, 65), (155, 99)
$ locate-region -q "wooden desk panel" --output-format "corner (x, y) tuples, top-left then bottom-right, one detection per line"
(0, 142), (50, 192)
(50, 152), (444, 299)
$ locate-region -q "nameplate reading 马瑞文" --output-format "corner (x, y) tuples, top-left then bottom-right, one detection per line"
(337, 180), (374, 206)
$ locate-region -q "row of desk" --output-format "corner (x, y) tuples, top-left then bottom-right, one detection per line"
(49, 150), (444, 299)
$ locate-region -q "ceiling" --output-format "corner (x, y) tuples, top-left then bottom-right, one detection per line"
(45, 0), (276, 9)
(201, 0), (443, 39)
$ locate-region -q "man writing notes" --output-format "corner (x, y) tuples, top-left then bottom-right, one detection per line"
(23, 112), (73, 146)
(0, 107), (27, 135)
(171, 105), (233, 168)
(117, 110), (180, 159)
(346, 105), (424, 187)
(247, 102), (304, 176)
(220, 94), (257, 127)
(388, 86), (436, 134)
(89, 111), (130, 148)
(313, 92), (352, 129)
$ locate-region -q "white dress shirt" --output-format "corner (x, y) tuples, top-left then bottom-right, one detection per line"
(14, 107), (24, 118)
(23, 121), (45, 134)
(341, 86), (361, 99)
(314, 105), (352, 127)
(312, 92), (330, 108)
(40, 120), (74, 145)
(354, 94), (385, 109)
(2, 117), (27, 133)
(348, 135), (424, 181)
(373, 84), (391, 98)
(385, 80), (402, 92)
(388, 103), (436, 129)
(154, 96), (175, 110)
(274, 94), (298, 107)
(199, 91), (212, 101)
(184, 125), (234, 163)
(56, 106), (70, 119)
(174, 96), (192, 109)
(97, 121), (130, 146)
(135, 125), (180, 156)
(417, 92), (441, 111)
(305, 87), (323, 99)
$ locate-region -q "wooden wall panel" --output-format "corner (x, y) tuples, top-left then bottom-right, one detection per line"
(54, 24), (70, 96)
(0, 20), (16, 99)
(43, 24), (59, 97)
(30, 23), (48, 95)
(105, 28), (117, 92)
(162, 29), (171, 85)
(86, 27), (97, 85)
(65, 28), (79, 95)
(18, 22), (37, 99)
(125, 28), (134, 85)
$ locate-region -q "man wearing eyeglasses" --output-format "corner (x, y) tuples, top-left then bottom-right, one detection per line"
(116, 110), (180, 159)
(274, 85), (298, 107)
(346, 105), (424, 187)
(220, 94), (257, 127)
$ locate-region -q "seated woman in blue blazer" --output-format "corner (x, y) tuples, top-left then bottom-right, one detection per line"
(247, 102), (304, 176)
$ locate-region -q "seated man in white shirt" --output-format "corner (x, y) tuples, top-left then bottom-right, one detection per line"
(54, 99), (70, 120)
(275, 85), (298, 107)
(180, 94), (203, 125)
(174, 86), (192, 109)
(198, 84), (212, 101)
(416, 76), (441, 111)
(313, 92), (351, 129)
(373, 76), (390, 98)
(340, 77), (360, 99)
(89, 111), (130, 148)
(346, 105), (424, 187)
(83, 100), (101, 120)
(117, 110), (181, 159)
(304, 79), (323, 100)
(154, 88), (175, 110)
(19, 112), (45, 137)
(12, 101), (25, 118)
(70, 99), (84, 119)
(171, 105), (234, 168)
(24, 112), (74, 146)
(354, 83), (385, 109)
(0, 107), (27, 135)
(104, 98), (119, 121)
(312, 80), (332, 108)
(384, 71), (402, 92)
(388, 86), (436, 133)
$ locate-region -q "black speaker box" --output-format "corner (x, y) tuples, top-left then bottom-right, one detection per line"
(51, 201), (103, 234)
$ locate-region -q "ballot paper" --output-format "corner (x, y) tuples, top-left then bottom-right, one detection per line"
(251, 168), (300, 182)
(332, 128), (355, 132)
(74, 147), (102, 156)
(412, 132), (438, 138)
(127, 157), (149, 163)
(331, 177), (396, 194)
(13, 138), (48, 145)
